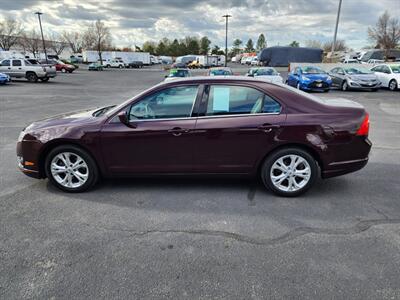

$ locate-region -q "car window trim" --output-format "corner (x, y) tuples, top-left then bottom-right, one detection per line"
(109, 83), (203, 124)
(200, 83), (282, 117)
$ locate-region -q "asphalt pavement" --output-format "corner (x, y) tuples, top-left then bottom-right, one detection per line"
(0, 64), (399, 299)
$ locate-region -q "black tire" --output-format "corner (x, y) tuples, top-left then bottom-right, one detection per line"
(389, 79), (397, 91)
(323, 89), (329, 93)
(261, 147), (318, 197)
(371, 88), (378, 92)
(45, 145), (99, 193)
(40, 77), (49, 82)
(26, 72), (38, 82)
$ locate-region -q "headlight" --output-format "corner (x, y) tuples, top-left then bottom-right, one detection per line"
(302, 76), (311, 81)
(327, 76), (332, 81)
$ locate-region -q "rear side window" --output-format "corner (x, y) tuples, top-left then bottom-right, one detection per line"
(12, 60), (21, 66)
(206, 85), (280, 116)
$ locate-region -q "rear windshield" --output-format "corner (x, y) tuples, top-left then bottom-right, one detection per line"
(390, 65), (400, 73)
(210, 69), (232, 76)
(255, 68), (278, 76)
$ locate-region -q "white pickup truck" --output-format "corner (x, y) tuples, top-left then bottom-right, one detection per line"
(0, 58), (57, 82)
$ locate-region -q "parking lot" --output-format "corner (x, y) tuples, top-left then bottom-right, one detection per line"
(1, 65), (400, 299)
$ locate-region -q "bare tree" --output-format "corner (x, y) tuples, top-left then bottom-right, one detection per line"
(62, 31), (84, 53)
(83, 20), (112, 64)
(20, 30), (41, 58)
(305, 40), (322, 49)
(43, 32), (66, 56)
(0, 17), (24, 50)
(323, 39), (347, 52)
(368, 11), (400, 52)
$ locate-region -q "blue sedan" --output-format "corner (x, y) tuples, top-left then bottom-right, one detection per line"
(0, 72), (11, 84)
(287, 66), (332, 92)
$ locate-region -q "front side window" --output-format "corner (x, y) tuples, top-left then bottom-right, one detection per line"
(1, 60), (10, 66)
(206, 85), (280, 116)
(128, 85), (198, 120)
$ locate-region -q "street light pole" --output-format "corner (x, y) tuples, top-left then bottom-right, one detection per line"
(331, 0), (343, 57)
(222, 14), (231, 67)
(35, 12), (48, 64)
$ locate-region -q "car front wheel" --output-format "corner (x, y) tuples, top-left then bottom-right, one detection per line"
(389, 79), (397, 91)
(45, 145), (99, 192)
(261, 148), (318, 197)
(341, 81), (348, 91)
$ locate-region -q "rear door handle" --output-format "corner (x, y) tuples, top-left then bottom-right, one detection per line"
(168, 127), (189, 136)
(258, 124), (280, 132)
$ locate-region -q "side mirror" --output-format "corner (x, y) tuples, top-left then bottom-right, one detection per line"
(118, 111), (136, 128)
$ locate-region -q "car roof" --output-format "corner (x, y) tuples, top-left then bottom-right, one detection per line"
(162, 75), (280, 85)
(210, 67), (231, 70)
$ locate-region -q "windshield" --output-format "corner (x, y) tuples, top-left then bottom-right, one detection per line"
(390, 65), (400, 73)
(344, 67), (373, 75)
(255, 68), (278, 76)
(210, 69), (232, 76)
(168, 69), (189, 77)
(302, 66), (325, 74)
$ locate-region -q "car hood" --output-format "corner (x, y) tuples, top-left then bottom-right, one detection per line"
(24, 107), (107, 132)
(347, 74), (377, 80)
(303, 73), (330, 81)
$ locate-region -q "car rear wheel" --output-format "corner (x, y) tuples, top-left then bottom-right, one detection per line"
(261, 148), (318, 197)
(45, 145), (99, 193)
(61, 68), (66, 73)
(26, 72), (38, 82)
(389, 79), (397, 91)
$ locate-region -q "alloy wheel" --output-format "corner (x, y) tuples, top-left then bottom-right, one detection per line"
(342, 81), (348, 91)
(50, 152), (89, 188)
(270, 154), (311, 192)
(389, 80), (397, 91)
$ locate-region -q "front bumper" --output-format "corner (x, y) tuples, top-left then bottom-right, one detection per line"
(16, 139), (43, 179)
(301, 80), (331, 91)
(348, 80), (381, 89)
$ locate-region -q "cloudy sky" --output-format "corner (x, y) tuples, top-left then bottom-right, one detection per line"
(0, 0), (399, 50)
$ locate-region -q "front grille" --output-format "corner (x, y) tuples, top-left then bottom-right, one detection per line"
(309, 81), (329, 88)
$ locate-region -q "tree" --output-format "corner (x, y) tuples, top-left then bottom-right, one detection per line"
(245, 38), (255, 52)
(211, 45), (224, 55)
(156, 41), (167, 55)
(323, 39), (347, 52)
(368, 11), (400, 52)
(289, 41), (300, 47)
(305, 40), (322, 49)
(0, 17), (23, 50)
(256, 33), (266, 50)
(184, 36), (200, 54)
(20, 30), (41, 58)
(169, 39), (181, 56)
(199, 36), (211, 55)
(47, 32), (67, 55)
(62, 31), (84, 53)
(231, 38), (242, 57)
(82, 20), (112, 64)
(142, 41), (157, 54)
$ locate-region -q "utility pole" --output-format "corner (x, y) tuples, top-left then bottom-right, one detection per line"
(35, 12), (48, 64)
(331, 0), (343, 57)
(222, 14), (231, 67)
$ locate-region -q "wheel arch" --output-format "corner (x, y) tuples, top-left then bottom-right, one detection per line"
(257, 143), (323, 176)
(38, 140), (102, 178)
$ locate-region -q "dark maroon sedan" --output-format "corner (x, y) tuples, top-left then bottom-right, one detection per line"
(17, 77), (371, 196)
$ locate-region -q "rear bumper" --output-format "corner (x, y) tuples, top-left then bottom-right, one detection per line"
(322, 157), (369, 178)
(322, 137), (372, 178)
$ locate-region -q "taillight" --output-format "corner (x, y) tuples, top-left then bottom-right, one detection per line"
(356, 113), (369, 136)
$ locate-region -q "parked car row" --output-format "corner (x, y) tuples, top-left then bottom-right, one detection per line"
(287, 64), (399, 92)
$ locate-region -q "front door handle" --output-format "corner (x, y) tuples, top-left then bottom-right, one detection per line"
(258, 124), (280, 133)
(168, 127), (189, 136)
